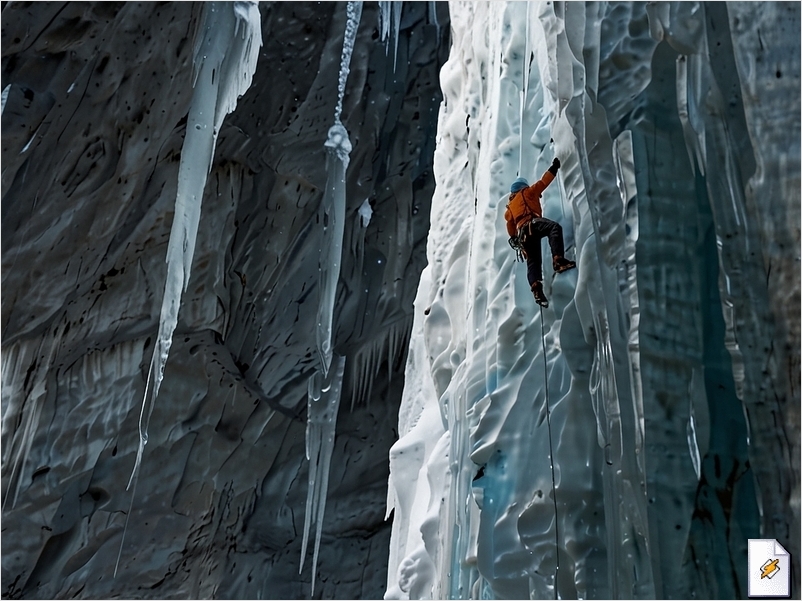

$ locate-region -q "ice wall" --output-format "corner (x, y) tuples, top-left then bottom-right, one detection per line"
(386, 2), (799, 599)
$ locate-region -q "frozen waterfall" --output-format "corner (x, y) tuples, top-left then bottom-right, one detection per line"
(386, 2), (798, 600)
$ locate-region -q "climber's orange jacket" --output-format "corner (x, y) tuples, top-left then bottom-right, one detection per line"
(504, 169), (555, 237)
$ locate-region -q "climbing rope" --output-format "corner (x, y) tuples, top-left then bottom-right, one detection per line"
(540, 305), (560, 598)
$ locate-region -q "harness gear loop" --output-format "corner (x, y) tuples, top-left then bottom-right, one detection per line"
(540, 305), (560, 598)
(508, 235), (525, 262)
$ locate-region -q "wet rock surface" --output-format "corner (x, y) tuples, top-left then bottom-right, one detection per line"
(1, 2), (449, 598)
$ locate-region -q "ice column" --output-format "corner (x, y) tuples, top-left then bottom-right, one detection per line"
(118, 0), (261, 571)
(301, 2), (361, 596)
(300, 355), (346, 596)
(386, 2), (653, 599)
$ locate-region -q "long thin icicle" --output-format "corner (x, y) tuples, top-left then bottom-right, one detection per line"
(116, 1), (261, 576)
(377, 1), (402, 70)
(427, 1), (439, 32)
(391, 2), (402, 71)
(315, 0), (363, 377)
(302, 2), (361, 595)
(519, 2), (531, 175)
(379, 1), (392, 46)
(1, 84), (9, 115)
(517, 2), (531, 176)
(299, 354), (346, 596)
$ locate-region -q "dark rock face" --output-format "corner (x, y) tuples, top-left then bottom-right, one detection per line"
(1, 2), (450, 598)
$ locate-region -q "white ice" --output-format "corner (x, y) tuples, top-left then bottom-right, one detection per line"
(387, 2), (647, 598)
(387, 1), (795, 599)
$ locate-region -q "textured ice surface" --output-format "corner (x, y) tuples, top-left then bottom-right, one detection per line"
(386, 2), (799, 599)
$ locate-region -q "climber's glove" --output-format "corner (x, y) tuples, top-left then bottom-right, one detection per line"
(508, 236), (521, 251)
(548, 157), (561, 175)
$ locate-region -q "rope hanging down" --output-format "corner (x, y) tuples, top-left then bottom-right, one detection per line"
(519, 4), (560, 593)
(540, 305), (560, 598)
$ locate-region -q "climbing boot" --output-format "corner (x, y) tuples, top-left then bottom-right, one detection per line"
(553, 256), (576, 274)
(531, 281), (549, 307)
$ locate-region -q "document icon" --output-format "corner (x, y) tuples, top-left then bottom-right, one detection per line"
(748, 539), (790, 597)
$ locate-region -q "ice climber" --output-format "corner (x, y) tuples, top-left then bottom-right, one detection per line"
(505, 157), (576, 308)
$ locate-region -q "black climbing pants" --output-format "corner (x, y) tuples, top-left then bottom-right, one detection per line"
(520, 218), (565, 285)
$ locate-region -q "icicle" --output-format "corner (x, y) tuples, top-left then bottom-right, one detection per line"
(427, 1), (439, 32)
(20, 126), (40, 155)
(117, 0), (261, 576)
(349, 358), (359, 411)
(391, 2), (402, 71)
(299, 354), (346, 597)
(522, 2), (531, 101)
(2, 325), (63, 512)
(378, 1), (402, 70)
(379, 1), (392, 47)
(316, 0), (362, 376)
(315, 140), (349, 377)
(1, 84), (9, 115)
(301, 3), (361, 595)
(676, 55), (706, 177)
(518, 2), (531, 176)
(388, 323), (397, 383)
(358, 197), (373, 227)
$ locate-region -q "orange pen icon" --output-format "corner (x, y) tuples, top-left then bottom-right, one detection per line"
(760, 558), (780, 579)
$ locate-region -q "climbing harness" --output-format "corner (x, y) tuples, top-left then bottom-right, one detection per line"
(508, 234), (525, 263)
(540, 305), (560, 597)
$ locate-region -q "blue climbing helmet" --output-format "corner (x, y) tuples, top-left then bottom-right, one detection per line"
(510, 177), (528, 193)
